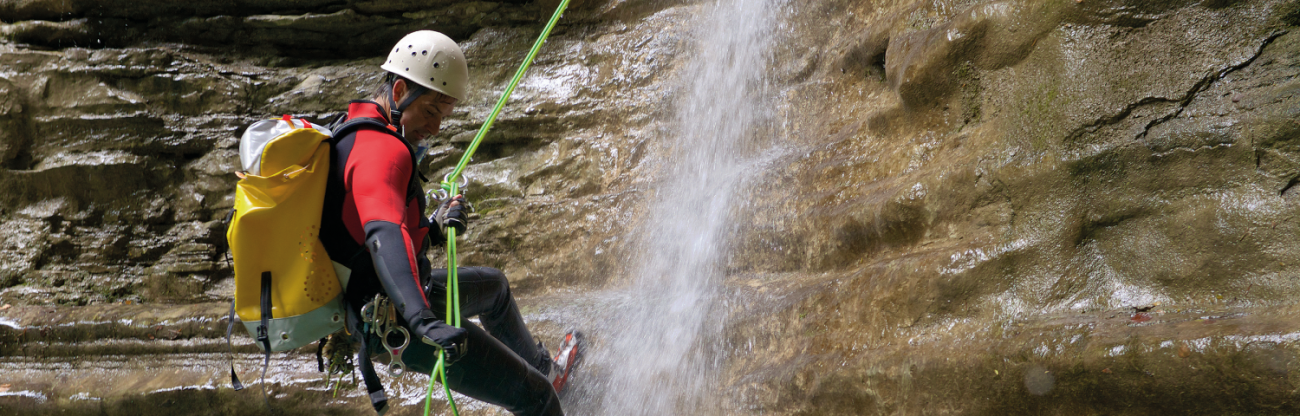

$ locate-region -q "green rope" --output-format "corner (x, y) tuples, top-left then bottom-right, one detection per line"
(425, 354), (457, 416)
(444, 0), (572, 186)
(426, 0), (571, 414)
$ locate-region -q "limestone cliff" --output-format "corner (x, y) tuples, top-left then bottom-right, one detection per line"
(1, 0), (1299, 414)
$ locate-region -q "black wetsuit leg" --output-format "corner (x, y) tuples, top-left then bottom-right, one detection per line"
(399, 266), (561, 416)
(428, 266), (550, 370)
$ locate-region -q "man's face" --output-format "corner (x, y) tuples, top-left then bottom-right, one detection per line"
(395, 81), (457, 141)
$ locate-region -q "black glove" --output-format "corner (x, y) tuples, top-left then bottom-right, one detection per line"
(410, 309), (468, 363)
(431, 195), (468, 235)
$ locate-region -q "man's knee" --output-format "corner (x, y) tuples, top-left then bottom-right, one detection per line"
(468, 266), (510, 296)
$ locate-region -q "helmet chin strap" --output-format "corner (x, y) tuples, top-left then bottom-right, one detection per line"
(390, 84), (428, 137)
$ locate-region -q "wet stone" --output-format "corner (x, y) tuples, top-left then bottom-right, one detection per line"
(1, 0), (1300, 414)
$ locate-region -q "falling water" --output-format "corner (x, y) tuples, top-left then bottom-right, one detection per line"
(590, 0), (777, 412)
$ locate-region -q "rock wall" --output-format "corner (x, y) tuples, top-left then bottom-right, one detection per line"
(2, 0), (1300, 414)
(0, 0), (657, 305)
(723, 0), (1300, 413)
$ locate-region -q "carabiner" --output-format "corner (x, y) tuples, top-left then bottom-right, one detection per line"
(441, 173), (469, 193)
(431, 187), (450, 202)
(426, 188), (449, 203)
(360, 301), (378, 325)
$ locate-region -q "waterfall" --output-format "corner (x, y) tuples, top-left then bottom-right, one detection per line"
(590, 0), (777, 412)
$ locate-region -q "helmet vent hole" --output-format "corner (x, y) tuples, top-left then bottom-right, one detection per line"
(433, 62), (440, 68)
(430, 77), (436, 82)
(442, 82), (447, 86)
(411, 52), (416, 56)
(422, 50), (428, 55)
(408, 44), (413, 48)
(405, 68), (409, 71)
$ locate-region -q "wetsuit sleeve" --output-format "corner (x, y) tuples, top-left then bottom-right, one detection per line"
(345, 132), (430, 315)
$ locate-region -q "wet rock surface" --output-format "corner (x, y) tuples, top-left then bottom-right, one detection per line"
(2, 0), (1300, 414)
(720, 0), (1300, 413)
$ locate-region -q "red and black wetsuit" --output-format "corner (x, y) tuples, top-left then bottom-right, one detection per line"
(320, 100), (432, 312)
(320, 100), (562, 416)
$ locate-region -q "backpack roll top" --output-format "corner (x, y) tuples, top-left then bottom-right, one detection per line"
(240, 116), (333, 176)
(229, 117), (345, 352)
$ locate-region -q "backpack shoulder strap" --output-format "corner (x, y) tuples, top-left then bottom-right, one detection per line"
(330, 117), (402, 142)
(330, 116), (429, 202)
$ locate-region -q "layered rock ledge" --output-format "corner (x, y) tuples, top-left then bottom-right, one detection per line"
(3, 0), (1300, 414)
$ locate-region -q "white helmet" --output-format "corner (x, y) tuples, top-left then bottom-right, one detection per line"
(381, 30), (468, 101)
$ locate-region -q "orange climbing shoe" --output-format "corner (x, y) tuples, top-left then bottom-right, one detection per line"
(546, 330), (583, 394)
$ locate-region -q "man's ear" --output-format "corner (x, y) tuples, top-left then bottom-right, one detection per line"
(392, 78), (408, 103)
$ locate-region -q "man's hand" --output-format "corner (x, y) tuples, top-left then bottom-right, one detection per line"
(432, 194), (468, 235)
(411, 310), (469, 363)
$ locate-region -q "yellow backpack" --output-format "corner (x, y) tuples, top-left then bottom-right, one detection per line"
(223, 116), (413, 412)
(226, 115), (346, 375)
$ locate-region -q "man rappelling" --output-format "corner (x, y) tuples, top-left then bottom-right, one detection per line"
(318, 30), (581, 415)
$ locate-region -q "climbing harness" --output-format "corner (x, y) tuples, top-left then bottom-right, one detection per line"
(424, 0), (572, 414)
